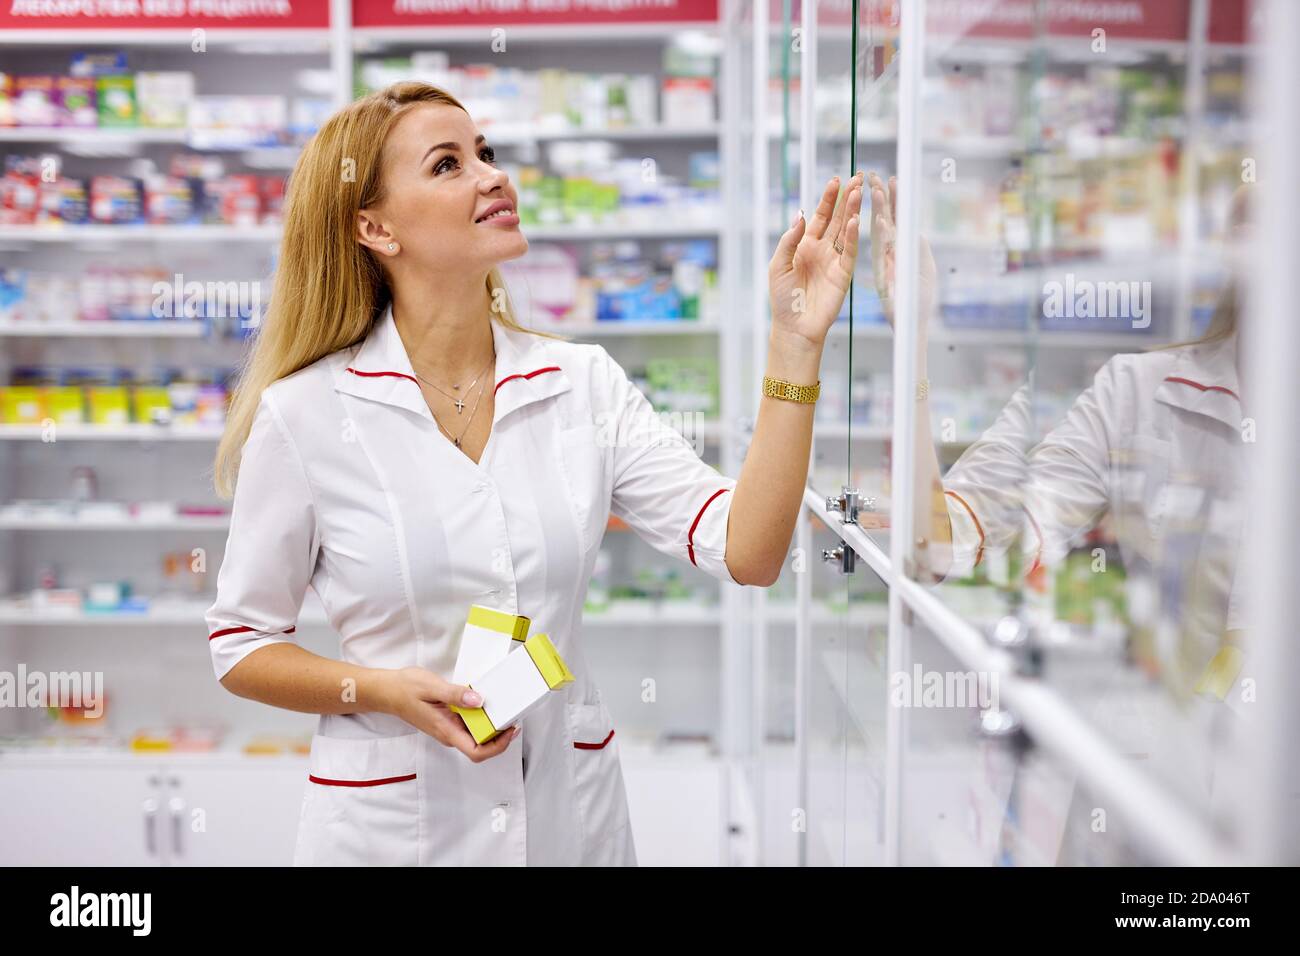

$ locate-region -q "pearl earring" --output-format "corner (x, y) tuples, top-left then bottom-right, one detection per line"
(387, 243), (396, 251)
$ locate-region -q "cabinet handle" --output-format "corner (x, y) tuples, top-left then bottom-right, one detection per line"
(142, 798), (159, 856)
(168, 796), (186, 859)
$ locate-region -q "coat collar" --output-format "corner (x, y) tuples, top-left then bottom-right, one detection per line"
(1153, 335), (1242, 430)
(333, 301), (570, 426)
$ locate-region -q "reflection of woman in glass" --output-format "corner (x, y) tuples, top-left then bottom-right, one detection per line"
(870, 170), (1252, 783)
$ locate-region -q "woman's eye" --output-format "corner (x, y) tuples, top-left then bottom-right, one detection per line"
(432, 148), (494, 175)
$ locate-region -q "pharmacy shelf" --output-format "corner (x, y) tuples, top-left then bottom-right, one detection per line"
(10, 499), (778, 533)
(520, 223), (720, 240)
(826, 323), (1163, 351)
(0, 514), (229, 532)
(0, 421), (723, 444)
(0, 224), (280, 244)
(0, 319), (718, 340)
(553, 321), (719, 337)
(767, 125), (1191, 158)
(0, 603), (226, 626)
(0, 29), (333, 50)
(0, 598), (726, 628)
(487, 124), (720, 145)
(0, 127), (316, 161)
(0, 320), (208, 338)
(0, 127), (188, 145)
(814, 423), (975, 446)
(929, 328), (1162, 350)
(772, 129), (1026, 156)
(582, 600), (722, 626)
(0, 747), (305, 764)
(0, 735), (720, 769)
(767, 601), (890, 626)
(0, 222), (717, 243)
(0, 424), (225, 441)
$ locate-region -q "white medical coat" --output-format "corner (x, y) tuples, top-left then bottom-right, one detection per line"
(204, 302), (741, 866)
(943, 335), (1246, 652)
(941, 335), (1250, 809)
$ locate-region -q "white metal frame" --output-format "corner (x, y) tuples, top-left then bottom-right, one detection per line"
(794, 0), (819, 870)
(883, 0), (925, 867)
(1241, 0), (1300, 866)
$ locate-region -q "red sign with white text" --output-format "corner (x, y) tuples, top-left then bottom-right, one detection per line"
(0, 0), (330, 30)
(788, 0), (1248, 45)
(353, 0), (719, 29)
(1208, 0), (1249, 45)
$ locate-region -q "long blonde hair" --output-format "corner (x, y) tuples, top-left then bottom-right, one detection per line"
(213, 81), (566, 498)
(1157, 182), (1250, 351)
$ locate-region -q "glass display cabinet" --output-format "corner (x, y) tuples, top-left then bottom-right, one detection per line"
(741, 0), (1300, 867)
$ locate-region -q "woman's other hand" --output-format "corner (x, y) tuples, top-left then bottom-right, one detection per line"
(381, 666), (519, 762)
(868, 171), (937, 337)
(768, 171), (864, 352)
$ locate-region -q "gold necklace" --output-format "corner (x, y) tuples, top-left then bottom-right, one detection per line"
(412, 350), (495, 415)
(429, 373), (489, 449)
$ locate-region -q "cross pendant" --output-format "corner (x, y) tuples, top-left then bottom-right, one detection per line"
(454, 398), (466, 413)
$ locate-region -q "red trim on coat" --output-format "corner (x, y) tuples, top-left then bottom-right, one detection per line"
(687, 488), (731, 566)
(208, 624), (297, 642)
(574, 729), (615, 750)
(1163, 376), (1240, 402)
(944, 490), (985, 567)
(494, 366), (561, 395)
(308, 773), (417, 787)
(345, 367), (419, 386)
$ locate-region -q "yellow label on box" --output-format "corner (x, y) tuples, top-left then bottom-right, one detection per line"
(1195, 645), (1245, 701)
(456, 705), (500, 745)
(466, 604), (530, 641)
(46, 387), (85, 423)
(0, 386), (44, 424)
(88, 386), (130, 425)
(133, 385), (172, 425)
(524, 632), (575, 690)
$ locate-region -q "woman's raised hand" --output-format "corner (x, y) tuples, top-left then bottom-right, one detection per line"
(382, 666), (519, 762)
(768, 171), (864, 351)
(868, 171), (937, 335)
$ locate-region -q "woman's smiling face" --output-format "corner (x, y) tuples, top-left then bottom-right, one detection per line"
(363, 101), (528, 273)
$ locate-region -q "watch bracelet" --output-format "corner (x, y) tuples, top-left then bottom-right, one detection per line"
(762, 375), (821, 403)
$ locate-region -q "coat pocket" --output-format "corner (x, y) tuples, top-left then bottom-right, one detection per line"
(294, 733), (420, 867)
(1111, 434), (1173, 563)
(557, 424), (610, 555)
(566, 692), (634, 864)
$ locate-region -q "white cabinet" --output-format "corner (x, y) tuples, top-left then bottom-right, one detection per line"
(165, 763), (307, 866)
(0, 755), (307, 866)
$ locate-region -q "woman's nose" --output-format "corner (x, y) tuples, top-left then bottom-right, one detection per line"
(480, 166), (509, 190)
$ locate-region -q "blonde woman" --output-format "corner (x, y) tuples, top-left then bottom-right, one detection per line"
(205, 82), (863, 866)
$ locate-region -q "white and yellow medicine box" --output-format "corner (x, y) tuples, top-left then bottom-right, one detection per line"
(451, 604), (530, 686)
(457, 632), (575, 745)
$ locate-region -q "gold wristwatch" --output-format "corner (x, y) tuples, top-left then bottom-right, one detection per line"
(763, 375), (821, 404)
